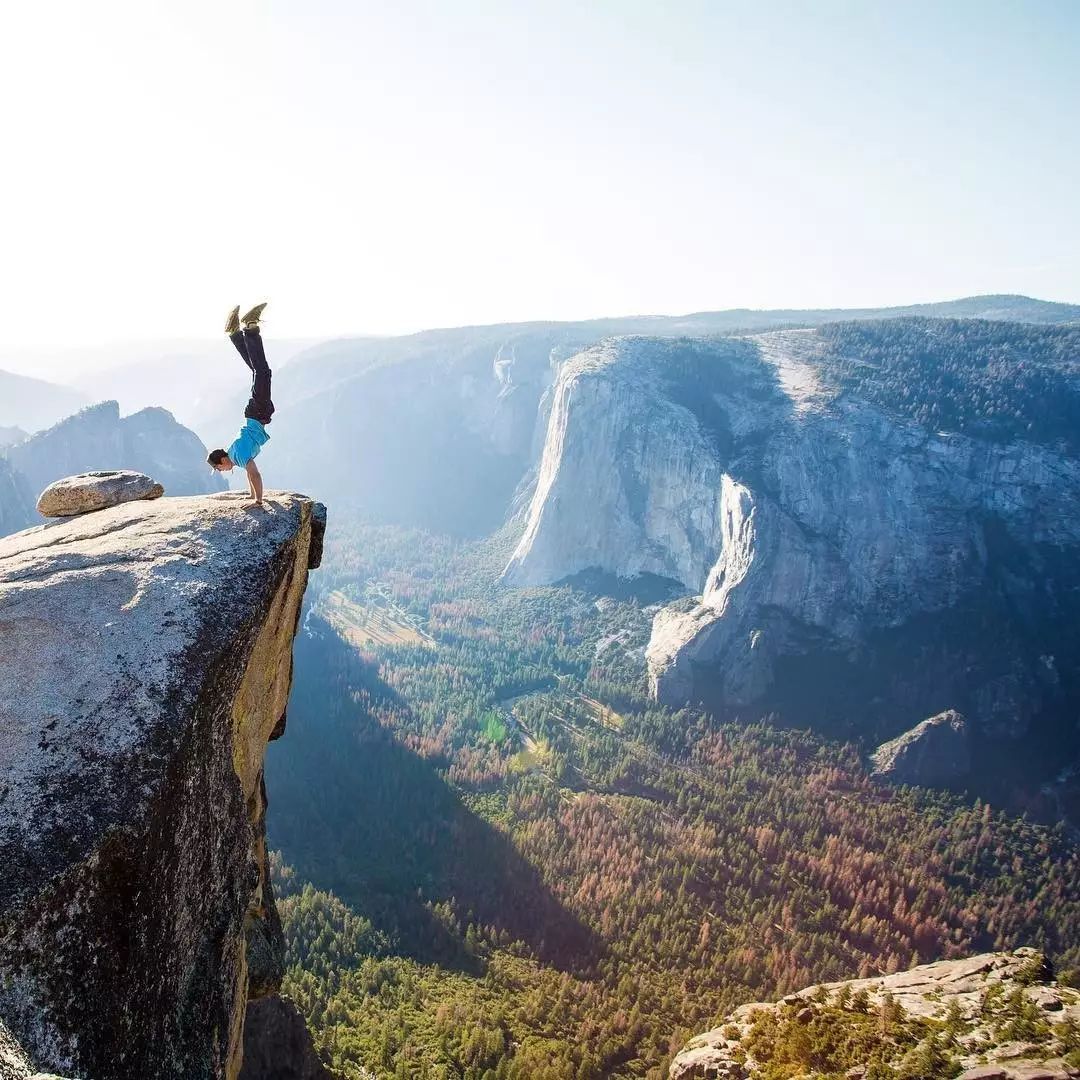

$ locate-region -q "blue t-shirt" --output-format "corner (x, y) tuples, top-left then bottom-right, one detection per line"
(228, 418), (270, 468)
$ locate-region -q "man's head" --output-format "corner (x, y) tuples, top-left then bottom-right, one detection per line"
(207, 449), (234, 472)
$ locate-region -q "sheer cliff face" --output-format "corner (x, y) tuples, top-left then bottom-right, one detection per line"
(506, 332), (1080, 742)
(0, 491), (325, 1080)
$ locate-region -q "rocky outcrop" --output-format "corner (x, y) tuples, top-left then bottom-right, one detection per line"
(36, 470), (164, 517)
(238, 997), (341, 1080)
(503, 339), (737, 588)
(3, 402), (223, 529)
(505, 330), (1080, 746)
(871, 709), (971, 786)
(0, 490), (325, 1080)
(669, 949), (1080, 1079)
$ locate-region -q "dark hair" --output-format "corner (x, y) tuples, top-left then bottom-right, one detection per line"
(207, 448), (228, 467)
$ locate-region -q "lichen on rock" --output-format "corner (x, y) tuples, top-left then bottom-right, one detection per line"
(0, 490), (325, 1080)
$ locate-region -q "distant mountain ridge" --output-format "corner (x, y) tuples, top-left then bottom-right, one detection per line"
(257, 295), (1079, 535)
(0, 368), (88, 434)
(0, 401), (224, 535)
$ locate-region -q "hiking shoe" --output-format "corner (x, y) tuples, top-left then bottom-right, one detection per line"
(241, 302), (267, 329)
(224, 305), (241, 336)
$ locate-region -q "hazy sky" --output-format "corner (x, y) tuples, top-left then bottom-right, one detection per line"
(1, 0), (1078, 355)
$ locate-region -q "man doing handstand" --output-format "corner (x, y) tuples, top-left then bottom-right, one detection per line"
(207, 302), (274, 505)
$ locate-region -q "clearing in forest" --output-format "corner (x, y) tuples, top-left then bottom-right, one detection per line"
(319, 589), (433, 648)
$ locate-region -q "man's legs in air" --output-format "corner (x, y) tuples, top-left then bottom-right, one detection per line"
(241, 305), (275, 425)
(226, 305), (254, 371)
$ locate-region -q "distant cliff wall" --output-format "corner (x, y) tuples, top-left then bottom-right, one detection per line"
(0, 491), (325, 1080)
(506, 331), (1080, 746)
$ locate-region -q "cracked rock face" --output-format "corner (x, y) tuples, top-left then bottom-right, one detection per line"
(0, 490), (325, 1080)
(238, 996), (342, 1080)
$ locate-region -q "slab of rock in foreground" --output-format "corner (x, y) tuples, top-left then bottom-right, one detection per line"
(36, 469), (164, 517)
(0, 491), (325, 1080)
(870, 708), (972, 787)
(669, 949), (1080, 1079)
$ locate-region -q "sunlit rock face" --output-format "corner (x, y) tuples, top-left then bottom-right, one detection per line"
(0, 491), (324, 1080)
(506, 331), (1080, 745)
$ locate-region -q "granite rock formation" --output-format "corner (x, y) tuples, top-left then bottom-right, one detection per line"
(871, 709), (972, 787)
(0, 490), (325, 1080)
(669, 949), (1080, 1079)
(505, 329), (1080, 750)
(264, 297), (1071, 537)
(36, 470), (164, 517)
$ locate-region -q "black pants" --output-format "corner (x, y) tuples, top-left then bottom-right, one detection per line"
(230, 328), (275, 425)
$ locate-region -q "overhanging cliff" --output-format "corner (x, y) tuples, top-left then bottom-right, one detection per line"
(0, 491), (325, 1080)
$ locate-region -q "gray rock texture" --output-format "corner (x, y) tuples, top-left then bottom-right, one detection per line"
(0, 491), (325, 1080)
(871, 709), (972, 786)
(4, 401), (223, 530)
(239, 996), (342, 1080)
(504, 331), (1080, 743)
(36, 470), (164, 517)
(669, 949), (1080, 1080)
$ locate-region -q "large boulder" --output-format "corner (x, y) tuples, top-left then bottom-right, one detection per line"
(5, 400), (224, 520)
(36, 469), (164, 517)
(0, 491), (325, 1080)
(871, 709), (971, 787)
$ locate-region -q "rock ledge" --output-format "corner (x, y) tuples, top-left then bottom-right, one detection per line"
(0, 491), (325, 1080)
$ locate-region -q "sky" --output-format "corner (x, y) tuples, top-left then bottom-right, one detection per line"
(0, 0), (1078, 363)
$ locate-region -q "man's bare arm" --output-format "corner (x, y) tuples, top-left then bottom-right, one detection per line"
(246, 460), (264, 505)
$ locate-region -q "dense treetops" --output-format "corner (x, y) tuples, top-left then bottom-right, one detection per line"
(814, 318), (1080, 451)
(264, 512), (1080, 1079)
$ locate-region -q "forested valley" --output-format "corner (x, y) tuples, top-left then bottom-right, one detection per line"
(266, 510), (1080, 1079)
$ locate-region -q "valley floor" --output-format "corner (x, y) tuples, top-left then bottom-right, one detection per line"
(265, 515), (1080, 1080)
